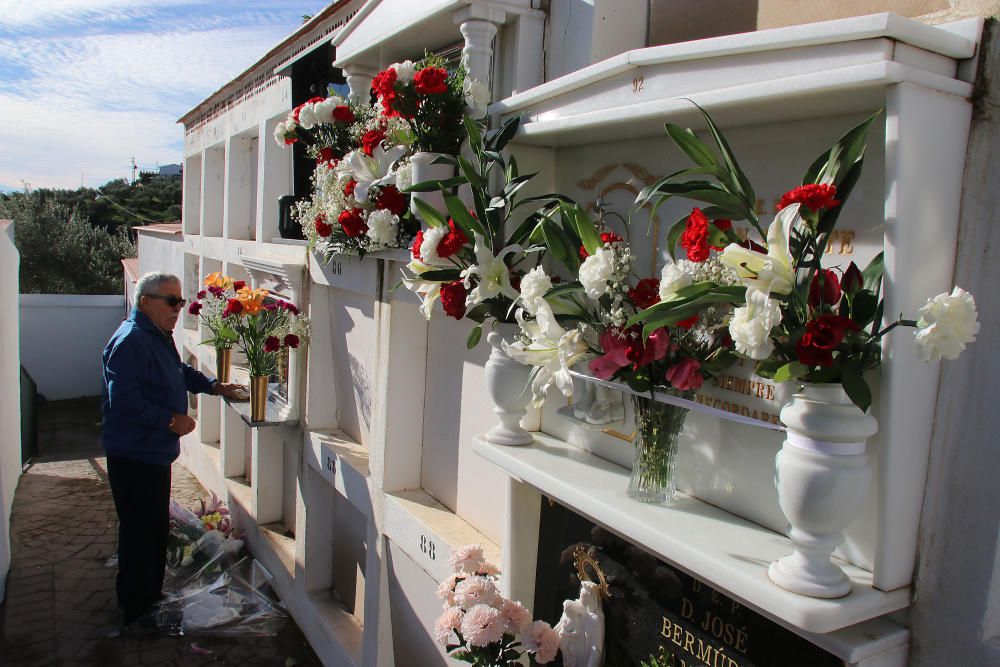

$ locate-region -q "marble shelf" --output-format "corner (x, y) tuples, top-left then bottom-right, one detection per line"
(223, 386), (298, 428)
(474, 433), (911, 634)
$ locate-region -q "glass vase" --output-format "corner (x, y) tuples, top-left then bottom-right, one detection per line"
(627, 394), (691, 503)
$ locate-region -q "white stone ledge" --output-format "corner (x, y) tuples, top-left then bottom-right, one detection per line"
(304, 429), (374, 521)
(474, 433), (910, 635)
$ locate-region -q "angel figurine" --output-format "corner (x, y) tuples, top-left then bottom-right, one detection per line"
(555, 579), (606, 666)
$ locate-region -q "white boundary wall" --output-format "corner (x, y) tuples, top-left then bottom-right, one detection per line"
(0, 222), (21, 602)
(19, 294), (126, 400)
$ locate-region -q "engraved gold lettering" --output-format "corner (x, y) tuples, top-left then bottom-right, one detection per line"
(735, 627), (749, 654)
(696, 638), (713, 664)
(681, 597), (695, 621)
(711, 615), (725, 639)
(692, 579), (703, 593)
(839, 230), (855, 255)
(673, 624), (684, 647)
(683, 630), (696, 654)
(662, 617), (672, 638)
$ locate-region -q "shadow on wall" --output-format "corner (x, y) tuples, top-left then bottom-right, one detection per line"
(649, 0), (758, 45)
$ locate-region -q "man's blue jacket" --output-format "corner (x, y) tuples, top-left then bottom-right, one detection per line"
(101, 308), (216, 465)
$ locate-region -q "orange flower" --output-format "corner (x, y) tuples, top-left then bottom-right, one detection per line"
(204, 272), (233, 290)
(236, 286), (268, 314)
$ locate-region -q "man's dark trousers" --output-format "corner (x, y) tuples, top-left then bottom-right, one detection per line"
(108, 455), (171, 625)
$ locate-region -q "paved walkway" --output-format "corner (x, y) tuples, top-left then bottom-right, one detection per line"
(0, 398), (321, 666)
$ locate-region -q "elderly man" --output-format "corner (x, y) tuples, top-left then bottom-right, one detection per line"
(102, 271), (242, 628)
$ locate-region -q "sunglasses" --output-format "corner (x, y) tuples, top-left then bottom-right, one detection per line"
(146, 295), (187, 308)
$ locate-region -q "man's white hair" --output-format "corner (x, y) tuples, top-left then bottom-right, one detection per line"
(135, 272), (180, 303)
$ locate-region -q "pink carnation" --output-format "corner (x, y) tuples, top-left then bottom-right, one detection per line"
(500, 598), (532, 635)
(521, 620), (560, 664)
(433, 606), (463, 646)
(460, 604), (505, 647)
(476, 560), (501, 576)
(449, 544), (486, 574)
(453, 575), (500, 610)
(436, 573), (460, 607)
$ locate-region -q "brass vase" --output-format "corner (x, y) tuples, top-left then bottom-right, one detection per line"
(250, 375), (268, 422)
(215, 347), (232, 383)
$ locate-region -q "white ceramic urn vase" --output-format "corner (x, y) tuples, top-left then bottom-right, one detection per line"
(484, 324), (533, 446)
(768, 383), (878, 599)
(409, 152), (454, 223)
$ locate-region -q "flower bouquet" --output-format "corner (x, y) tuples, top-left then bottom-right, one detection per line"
(632, 105), (979, 596)
(188, 272), (243, 382)
(435, 545), (559, 665)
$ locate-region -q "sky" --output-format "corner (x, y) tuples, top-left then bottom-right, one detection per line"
(0, 0), (330, 192)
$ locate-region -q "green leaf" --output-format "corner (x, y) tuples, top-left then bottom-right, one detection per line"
(664, 213), (690, 261)
(816, 157), (864, 239)
(503, 173), (538, 200)
(841, 366), (872, 412)
(665, 123), (718, 168)
(510, 193), (575, 211)
(506, 155), (519, 181)
(487, 115), (520, 152)
(804, 110), (880, 186)
(467, 324), (483, 349)
(851, 291), (878, 327)
(507, 207), (553, 247)
(539, 214), (579, 272)
(569, 204), (602, 255)
(456, 155), (484, 189)
(862, 251), (884, 295)
(773, 361), (808, 383)
(429, 154), (458, 167)
(415, 268), (461, 282)
(463, 116), (483, 154)
(692, 101), (756, 205)
(444, 193), (487, 237)
(411, 198), (448, 228)
(404, 176), (466, 193)
(643, 181), (749, 218)
(543, 281), (583, 300)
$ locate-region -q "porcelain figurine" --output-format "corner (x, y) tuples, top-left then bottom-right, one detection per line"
(554, 580), (605, 667)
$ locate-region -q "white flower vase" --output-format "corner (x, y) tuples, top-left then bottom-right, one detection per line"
(410, 152), (454, 224)
(484, 325), (533, 446)
(768, 383), (878, 598)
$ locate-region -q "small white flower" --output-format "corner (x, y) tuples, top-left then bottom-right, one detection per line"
(463, 78), (490, 116)
(729, 288), (781, 360)
(579, 247), (615, 300)
(519, 266), (552, 314)
(366, 209), (398, 248)
(913, 286), (979, 362)
(390, 60), (416, 83)
(461, 235), (520, 306)
(659, 261), (694, 300)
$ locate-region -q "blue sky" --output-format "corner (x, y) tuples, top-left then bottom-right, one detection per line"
(0, 1), (330, 192)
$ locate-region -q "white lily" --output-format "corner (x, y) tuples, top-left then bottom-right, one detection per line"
(402, 258), (443, 320)
(461, 234), (521, 306)
(504, 298), (589, 406)
(720, 203), (798, 295)
(338, 144), (408, 201)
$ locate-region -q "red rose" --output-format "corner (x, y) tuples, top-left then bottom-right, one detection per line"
(362, 129), (386, 157)
(284, 334), (300, 349)
(188, 302), (202, 316)
(344, 179), (357, 199)
(375, 185), (406, 215)
(232, 280), (246, 291)
(438, 220), (468, 258)
(338, 208), (368, 237)
(841, 262), (864, 295)
(264, 336), (281, 353)
(795, 314), (860, 367)
(665, 358), (704, 391)
(440, 281), (468, 320)
(411, 230), (424, 260)
(196, 290), (207, 300)
(414, 67), (449, 95)
(681, 208), (710, 262)
(332, 105), (355, 124)
(808, 268), (842, 308)
(628, 278), (661, 310)
(579, 231), (624, 259)
(315, 215), (333, 237)
(222, 299), (243, 317)
(777, 184), (840, 212)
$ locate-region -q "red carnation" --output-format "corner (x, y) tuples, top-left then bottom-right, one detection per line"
(808, 268), (842, 308)
(338, 208), (368, 237)
(332, 105), (355, 124)
(372, 69), (398, 115)
(440, 281), (468, 320)
(291, 103), (307, 124)
(264, 336), (281, 353)
(207, 285), (224, 298)
(222, 299), (243, 317)
(232, 280), (246, 292)
(414, 67), (449, 95)
(315, 215), (333, 237)
(283, 334), (300, 349)
(196, 290), (207, 300)
(362, 129), (386, 157)
(777, 184), (840, 213)
(344, 179), (357, 199)
(411, 230), (425, 260)
(375, 185), (406, 215)
(187, 302), (202, 316)
(795, 314), (860, 367)
(438, 220), (468, 258)
(628, 278), (661, 310)
(681, 208), (711, 262)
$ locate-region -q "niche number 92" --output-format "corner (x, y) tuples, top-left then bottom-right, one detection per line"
(420, 534), (436, 560)
(632, 76), (644, 94)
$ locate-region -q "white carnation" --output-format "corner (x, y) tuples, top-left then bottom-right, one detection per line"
(391, 60), (417, 83)
(579, 247), (615, 300)
(659, 262), (694, 300)
(913, 287), (979, 362)
(311, 98), (336, 125)
(419, 225), (450, 266)
(519, 266), (552, 314)
(366, 209), (399, 248)
(297, 104), (317, 130)
(729, 289), (781, 360)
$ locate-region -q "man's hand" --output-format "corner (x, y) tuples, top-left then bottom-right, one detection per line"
(214, 383), (246, 400)
(169, 414), (197, 436)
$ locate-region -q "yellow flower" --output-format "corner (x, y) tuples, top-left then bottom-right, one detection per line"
(204, 272), (233, 290)
(237, 286), (269, 314)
